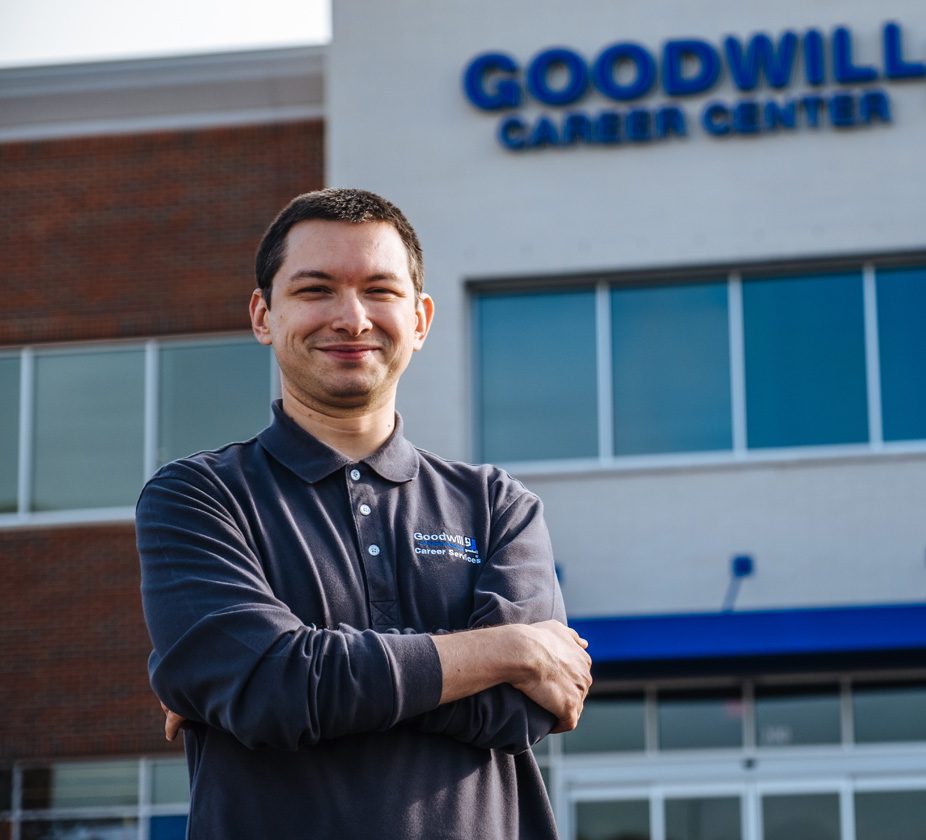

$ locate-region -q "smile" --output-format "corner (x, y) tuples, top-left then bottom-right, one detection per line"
(316, 345), (381, 360)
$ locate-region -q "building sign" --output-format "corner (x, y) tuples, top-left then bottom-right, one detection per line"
(462, 22), (925, 151)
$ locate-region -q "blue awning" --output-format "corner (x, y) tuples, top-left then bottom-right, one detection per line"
(571, 602), (926, 667)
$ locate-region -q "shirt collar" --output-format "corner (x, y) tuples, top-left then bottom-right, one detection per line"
(258, 400), (419, 484)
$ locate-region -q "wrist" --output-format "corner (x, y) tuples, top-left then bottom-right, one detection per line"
(499, 624), (540, 687)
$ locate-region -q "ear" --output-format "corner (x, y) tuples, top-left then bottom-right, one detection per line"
(413, 293), (435, 350)
(250, 289), (273, 345)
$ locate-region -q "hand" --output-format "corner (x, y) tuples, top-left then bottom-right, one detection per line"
(159, 700), (187, 742)
(510, 620), (592, 733)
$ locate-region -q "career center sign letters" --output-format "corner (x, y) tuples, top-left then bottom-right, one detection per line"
(462, 21), (925, 151)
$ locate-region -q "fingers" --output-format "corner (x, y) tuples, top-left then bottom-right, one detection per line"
(164, 710), (185, 742)
(159, 700), (187, 742)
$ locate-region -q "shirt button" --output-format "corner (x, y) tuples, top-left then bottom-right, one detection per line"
(367, 544), (381, 556)
(349, 468), (361, 481)
(359, 504), (372, 516)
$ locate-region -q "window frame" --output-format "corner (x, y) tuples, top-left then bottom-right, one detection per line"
(0, 332), (278, 529)
(470, 254), (926, 474)
(3, 756), (190, 840)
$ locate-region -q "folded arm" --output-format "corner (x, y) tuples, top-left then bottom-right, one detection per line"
(142, 464), (590, 752)
(403, 487), (592, 753)
(138, 463), (443, 751)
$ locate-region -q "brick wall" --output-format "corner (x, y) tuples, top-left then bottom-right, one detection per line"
(0, 120), (325, 347)
(0, 119), (324, 766)
(0, 524), (170, 761)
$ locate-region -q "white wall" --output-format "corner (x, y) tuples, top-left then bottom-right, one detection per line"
(328, 0), (926, 616)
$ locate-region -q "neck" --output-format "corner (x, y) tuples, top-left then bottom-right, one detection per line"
(280, 388), (398, 461)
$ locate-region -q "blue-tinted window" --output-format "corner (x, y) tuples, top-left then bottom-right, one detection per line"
(562, 696), (646, 753)
(658, 689), (744, 750)
(755, 685), (841, 746)
(0, 354), (19, 512)
(743, 272), (868, 448)
(32, 348), (145, 510)
(158, 340), (270, 464)
(877, 266), (926, 442)
(477, 289), (598, 462)
(611, 282), (731, 455)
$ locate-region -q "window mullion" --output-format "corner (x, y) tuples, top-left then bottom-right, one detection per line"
(728, 273), (747, 456)
(17, 348), (34, 517)
(862, 262), (883, 449)
(595, 282), (613, 461)
(138, 757), (150, 840)
(144, 340), (159, 479)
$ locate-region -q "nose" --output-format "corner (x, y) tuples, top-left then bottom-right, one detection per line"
(330, 290), (373, 336)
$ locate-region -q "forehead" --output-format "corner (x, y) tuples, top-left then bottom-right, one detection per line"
(279, 220), (412, 282)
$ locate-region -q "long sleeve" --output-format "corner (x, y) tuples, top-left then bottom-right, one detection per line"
(137, 462), (442, 751)
(406, 485), (566, 753)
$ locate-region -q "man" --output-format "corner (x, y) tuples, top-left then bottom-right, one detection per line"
(137, 188), (592, 839)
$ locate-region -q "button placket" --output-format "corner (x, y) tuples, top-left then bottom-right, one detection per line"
(345, 465), (399, 630)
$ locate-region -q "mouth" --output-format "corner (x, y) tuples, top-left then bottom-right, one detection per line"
(315, 344), (380, 361)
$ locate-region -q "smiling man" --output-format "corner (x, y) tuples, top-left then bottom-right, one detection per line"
(137, 188), (591, 840)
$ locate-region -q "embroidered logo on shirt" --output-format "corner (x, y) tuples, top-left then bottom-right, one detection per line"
(413, 531), (482, 564)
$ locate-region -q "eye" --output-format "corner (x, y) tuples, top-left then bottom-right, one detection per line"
(367, 286), (403, 298)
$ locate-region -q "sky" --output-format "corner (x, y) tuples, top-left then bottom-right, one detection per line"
(0, 0), (330, 68)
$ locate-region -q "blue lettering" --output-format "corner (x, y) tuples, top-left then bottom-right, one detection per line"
(594, 110), (622, 143)
(562, 112), (594, 144)
(724, 31), (798, 91)
(859, 89), (892, 124)
(883, 22), (926, 79)
(829, 92), (856, 127)
(663, 39), (722, 96)
(803, 29), (826, 85)
(655, 105), (687, 137)
(593, 43), (656, 101)
(763, 99), (797, 130)
(463, 52), (521, 110)
(527, 47), (588, 106)
(732, 100), (761, 133)
(497, 115), (528, 149)
(626, 109), (652, 141)
(529, 114), (561, 147)
(801, 94), (826, 128)
(833, 27), (878, 84)
(702, 102), (732, 136)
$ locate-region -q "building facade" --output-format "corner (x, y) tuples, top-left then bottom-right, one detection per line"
(2, 0), (926, 837)
(325, 2), (926, 839)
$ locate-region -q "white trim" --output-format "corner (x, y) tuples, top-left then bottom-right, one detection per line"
(0, 106), (324, 143)
(862, 263), (884, 449)
(650, 791), (665, 840)
(842, 781), (857, 840)
(138, 759), (151, 840)
(0, 507), (137, 530)
(728, 273), (747, 455)
(502, 439), (926, 480)
(0, 45), (326, 142)
(595, 282), (613, 461)
(16, 349), (32, 516)
(144, 341), (159, 480)
(0, 46), (324, 93)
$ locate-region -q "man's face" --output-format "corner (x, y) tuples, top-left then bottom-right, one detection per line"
(250, 220), (434, 415)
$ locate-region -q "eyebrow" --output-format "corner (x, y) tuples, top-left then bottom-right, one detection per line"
(284, 270), (406, 285)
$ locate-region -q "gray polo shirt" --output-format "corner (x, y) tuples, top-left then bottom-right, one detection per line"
(137, 400), (564, 839)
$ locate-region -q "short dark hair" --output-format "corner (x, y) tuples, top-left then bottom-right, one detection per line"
(254, 188), (424, 307)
